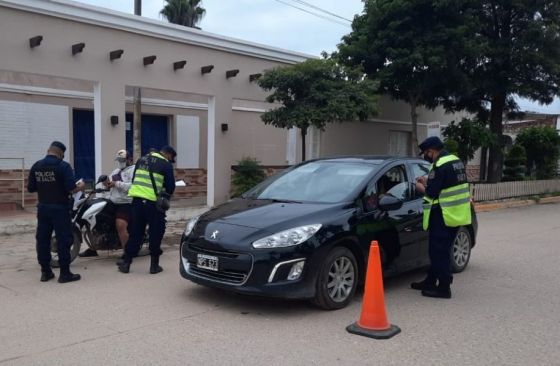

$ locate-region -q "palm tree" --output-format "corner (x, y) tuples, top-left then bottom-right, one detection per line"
(160, 0), (206, 28)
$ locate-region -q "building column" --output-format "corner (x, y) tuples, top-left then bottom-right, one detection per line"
(93, 81), (125, 179)
(207, 95), (233, 207)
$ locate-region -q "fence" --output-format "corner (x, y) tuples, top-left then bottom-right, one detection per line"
(471, 179), (560, 202)
(0, 158), (25, 208)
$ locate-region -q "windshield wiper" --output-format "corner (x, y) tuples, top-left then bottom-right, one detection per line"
(259, 198), (303, 204)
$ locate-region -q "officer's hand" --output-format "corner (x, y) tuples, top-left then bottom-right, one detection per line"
(107, 181), (115, 188)
(416, 176), (427, 186)
(415, 181), (426, 194)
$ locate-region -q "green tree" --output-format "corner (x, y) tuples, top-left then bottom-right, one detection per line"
(257, 58), (377, 161)
(160, 0), (206, 28)
(515, 126), (560, 179)
(442, 118), (494, 164)
(502, 144), (527, 182)
(337, 0), (472, 156)
(443, 1), (560, 182)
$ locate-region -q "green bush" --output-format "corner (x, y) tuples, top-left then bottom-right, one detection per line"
(443, 138), (459, 156)
(231, 157), (267, 198)
(503, 144), (527, 181)
(515, 126), (560, 179)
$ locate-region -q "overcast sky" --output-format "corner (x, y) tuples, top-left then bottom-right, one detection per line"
(74, 0), (560, 114)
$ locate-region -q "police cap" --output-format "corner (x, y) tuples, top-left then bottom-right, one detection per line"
(418, 136), (444, 154)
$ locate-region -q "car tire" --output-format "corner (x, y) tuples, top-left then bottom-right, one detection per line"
(451, 227), (471, 273)
(313, 247), (358, 310)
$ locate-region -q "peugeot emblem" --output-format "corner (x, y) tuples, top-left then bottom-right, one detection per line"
(210, 230), (219, 240)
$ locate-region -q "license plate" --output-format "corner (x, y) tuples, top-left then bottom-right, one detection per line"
(197, 254), (219, 271)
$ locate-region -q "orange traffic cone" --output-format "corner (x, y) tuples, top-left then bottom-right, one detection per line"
(346, 241), (400, 339)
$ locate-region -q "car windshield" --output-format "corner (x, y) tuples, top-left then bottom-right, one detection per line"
(245, 161), (380, 203)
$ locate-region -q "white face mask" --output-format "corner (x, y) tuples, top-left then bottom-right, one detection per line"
(117, 161), (126, 169)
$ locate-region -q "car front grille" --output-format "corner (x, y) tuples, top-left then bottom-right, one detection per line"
(187, 266), (248, 285)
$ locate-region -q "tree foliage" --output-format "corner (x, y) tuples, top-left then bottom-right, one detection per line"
(515, 126), (560, 179)
(443, 1), (560, 182)
(337, 0), (472, 155)
(442, 118), (494, 164)
(257, 58), (378, 161)
(160, 0), (206, 28)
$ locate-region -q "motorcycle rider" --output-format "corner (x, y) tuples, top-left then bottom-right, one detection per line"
(79, 149), (134, 258)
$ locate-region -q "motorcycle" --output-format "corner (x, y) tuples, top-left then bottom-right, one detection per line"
(50, 175), (131, 267)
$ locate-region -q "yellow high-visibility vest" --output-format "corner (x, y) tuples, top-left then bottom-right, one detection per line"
(128, 152), (167, 202)
(423, 154), (472, 230)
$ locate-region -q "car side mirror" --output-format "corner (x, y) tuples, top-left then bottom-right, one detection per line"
(378, 195), (403, 211)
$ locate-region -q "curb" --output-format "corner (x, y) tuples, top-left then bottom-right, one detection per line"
(0, 206), (210, 236)
(475, 196), (560, 212)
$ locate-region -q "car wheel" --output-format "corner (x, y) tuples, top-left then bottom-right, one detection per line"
(313, 247), (358, 310)
(50, 230), (82, 268)
(451, 227), (471, 273)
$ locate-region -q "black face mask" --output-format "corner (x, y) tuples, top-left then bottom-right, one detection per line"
(423, 152), (433, 163)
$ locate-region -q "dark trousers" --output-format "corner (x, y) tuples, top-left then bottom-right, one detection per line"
(125, 198), (166, 258)
(36, 204), (73, 270)
(427, 208), (458, 287)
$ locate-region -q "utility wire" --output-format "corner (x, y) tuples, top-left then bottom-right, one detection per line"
(273, 0), (351, 27)
(288, 0), (352, 23)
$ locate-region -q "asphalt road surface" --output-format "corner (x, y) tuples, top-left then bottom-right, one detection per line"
(1, 203), (559, 366)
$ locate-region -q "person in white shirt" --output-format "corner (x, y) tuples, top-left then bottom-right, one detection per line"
(79, 149), (135, 257)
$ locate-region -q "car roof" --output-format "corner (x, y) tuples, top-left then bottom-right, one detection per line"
(311, 155), (425, 165)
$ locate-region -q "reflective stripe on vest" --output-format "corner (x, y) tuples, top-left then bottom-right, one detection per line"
(128, 153), (167, 201)
(422, 155), (472, 230)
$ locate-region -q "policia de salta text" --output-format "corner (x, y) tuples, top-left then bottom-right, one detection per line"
(118, 146), (177, 274)
(413, 136), (472, 299)
(27, 141), (85, 283)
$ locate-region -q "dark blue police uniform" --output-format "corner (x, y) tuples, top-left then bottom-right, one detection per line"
(424, 151), (466, 288)
(28, 143), (80, 282)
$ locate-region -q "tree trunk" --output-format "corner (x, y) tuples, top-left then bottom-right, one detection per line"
(409, 99), (419, 156)
(301, 126), (307, 162)
(486, 94), (506, 183)
(479, 146), (488, 182)
(133, 88), (142, 161)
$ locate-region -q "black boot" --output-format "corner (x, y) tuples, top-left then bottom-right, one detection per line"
(411, 277), (436, 291)
(149, 255), (163, 274)
(40, 267), (55, 282)
(422, 284), (452, 299)
(118, 256), (132, 273)
(58, 265), (81, 283)
(78, 248), (98, 257)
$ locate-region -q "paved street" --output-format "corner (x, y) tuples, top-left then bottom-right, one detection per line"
(1, 203), (559, 366)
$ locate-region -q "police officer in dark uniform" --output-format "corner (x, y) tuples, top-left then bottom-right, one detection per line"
(413, 136), (472, 299)
(28, 141), (85, 283)
(118, 146), (176, 274)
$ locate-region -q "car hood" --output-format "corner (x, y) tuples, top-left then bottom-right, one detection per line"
(199, 198), (345, 230)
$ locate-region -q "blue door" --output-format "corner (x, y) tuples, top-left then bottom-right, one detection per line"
(73, 109), (95, 184)
(126, 113), (169, 159)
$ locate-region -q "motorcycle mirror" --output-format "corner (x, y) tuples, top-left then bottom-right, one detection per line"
(97, 175), (108, 183)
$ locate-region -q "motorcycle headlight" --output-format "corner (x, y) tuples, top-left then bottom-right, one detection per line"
(252, 224), (322, 249)
(184, 216), (200, 237)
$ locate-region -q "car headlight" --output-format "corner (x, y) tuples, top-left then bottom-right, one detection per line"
(184, 216), (200, 237)
(252, 224), (322, 249)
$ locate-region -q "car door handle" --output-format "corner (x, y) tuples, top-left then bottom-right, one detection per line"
(404, 227), (413, 232)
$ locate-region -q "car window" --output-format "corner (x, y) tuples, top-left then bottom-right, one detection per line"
(245, 161), (379, 203)
(363, 164), (410, 212)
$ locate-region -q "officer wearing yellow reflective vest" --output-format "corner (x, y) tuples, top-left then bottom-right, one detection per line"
(118, 146), (176, 274)
(412, 136), (471, 299)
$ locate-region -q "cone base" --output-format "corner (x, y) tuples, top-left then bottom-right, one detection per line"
(346, 322), (401, 339)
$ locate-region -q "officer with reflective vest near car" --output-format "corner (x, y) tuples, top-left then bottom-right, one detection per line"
(27, 141), (85, 283)
(413, 136), (472, 299)
(118, 146), (176, 274)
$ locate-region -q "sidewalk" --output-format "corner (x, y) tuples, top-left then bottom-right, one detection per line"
(0, 203), (209, 236)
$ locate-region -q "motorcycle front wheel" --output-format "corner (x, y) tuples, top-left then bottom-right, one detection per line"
(50, 228), (82, 268)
